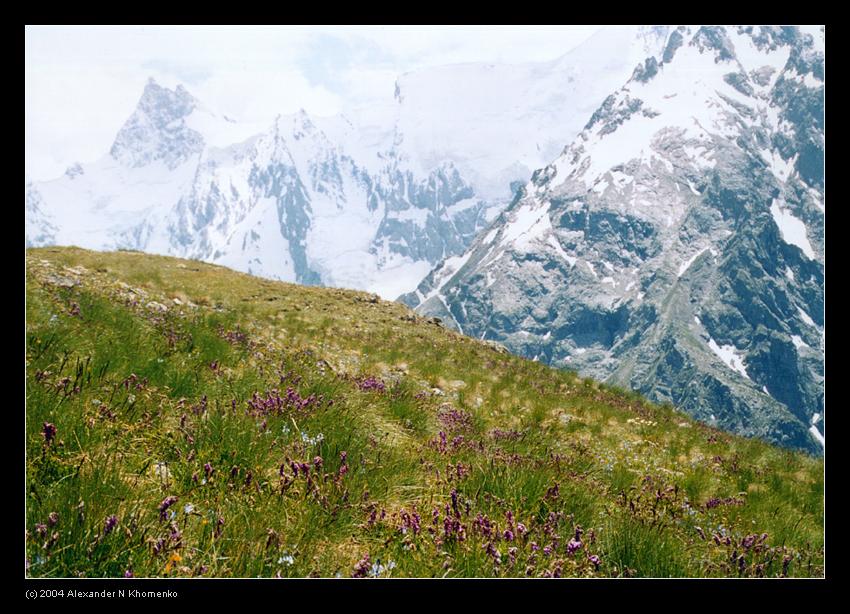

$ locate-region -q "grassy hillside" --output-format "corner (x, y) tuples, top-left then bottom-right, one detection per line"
(25, 247), (824, 578)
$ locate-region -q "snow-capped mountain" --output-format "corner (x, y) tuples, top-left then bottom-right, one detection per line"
(25, 27), (669, 299)
(25, 80), (243, 259)
(25, 79), (497, 298)
(405, 26), (825, 453)
(158, 109), (500, 297)
(391, 26), (671, 201)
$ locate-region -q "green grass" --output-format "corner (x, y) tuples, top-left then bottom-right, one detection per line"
(601, 515), (695, 578)
(25, 247), (824, 578)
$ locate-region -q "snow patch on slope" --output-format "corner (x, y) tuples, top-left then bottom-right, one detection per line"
(796, 306), (818, 328)
(678, 247), (708, 277)
(547, 236), (576, 266)
(809, 425), (825, 447)
(791, 335), (808, 350)
(770, 199), (815, 259)
(707, 337), (750, 380)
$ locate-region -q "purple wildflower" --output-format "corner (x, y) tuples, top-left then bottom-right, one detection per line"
(246, 387), (323, 418)
(472, 512), (492, 539)
(42, 422), (57, 445)
(567, 538), (582, 556)
(104, 515), (118, 535)
(47, 512), (59, 527)
(352, 554), (371, 578)
(588, 554), (601, 570)
(438, 407), (474, 433)
(484, 542), (501, 564)
(220, 327), (248, 345)
(158, 496), (178, 521)
(124, 569), (134, 578)
(452, 462), (470, 480)
(192, 395), (208, 416)
(204, 462), (213, 479)
(705, 496), (744, 510)
(338, 451), (349, 478)
(357, 377), (386, 393)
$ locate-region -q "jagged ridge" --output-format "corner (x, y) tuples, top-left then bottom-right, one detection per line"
(406, 26), (825, 454)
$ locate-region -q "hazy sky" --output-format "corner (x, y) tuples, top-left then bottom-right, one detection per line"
(25, 25), (605, 181)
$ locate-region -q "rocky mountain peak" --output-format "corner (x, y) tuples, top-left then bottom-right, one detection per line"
(407, 25), (825, 454)
(110, 78), (204, 169)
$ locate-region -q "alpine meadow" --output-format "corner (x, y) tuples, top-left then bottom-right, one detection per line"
(25, 25), (825, 580)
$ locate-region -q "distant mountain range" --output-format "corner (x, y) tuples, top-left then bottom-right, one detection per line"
(25, 26), (668, 299)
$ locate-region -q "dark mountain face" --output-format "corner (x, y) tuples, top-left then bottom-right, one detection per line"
(406, 26), (825, 454)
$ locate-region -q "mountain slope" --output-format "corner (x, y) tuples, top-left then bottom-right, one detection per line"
(405, 26), (825, 454)
(25, 247), (823, 577)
